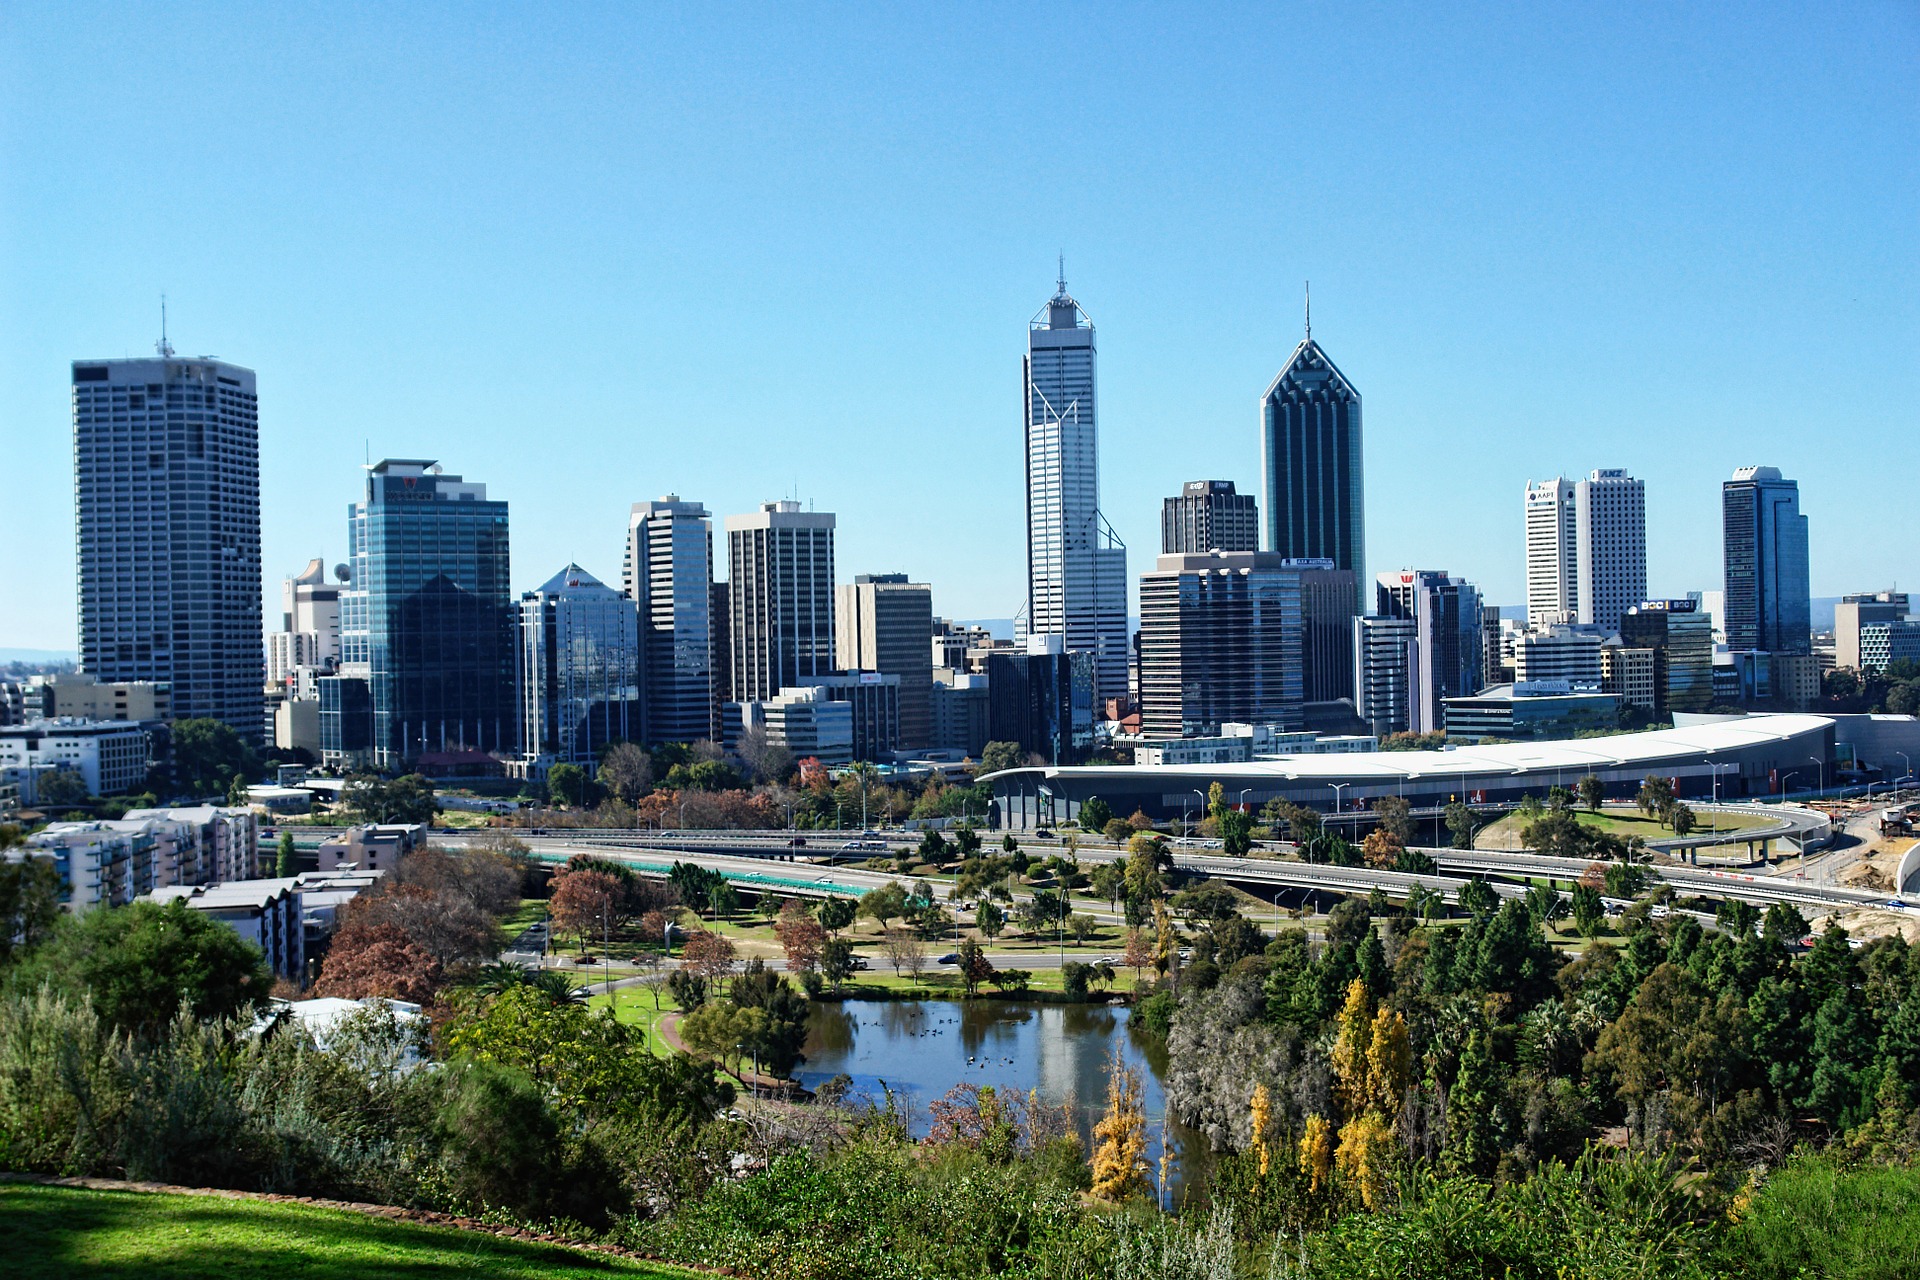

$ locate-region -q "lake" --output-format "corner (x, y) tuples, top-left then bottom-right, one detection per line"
(796, 998), (1209, 1194)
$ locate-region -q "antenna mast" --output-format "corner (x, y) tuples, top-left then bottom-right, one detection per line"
(156, 294), (175, 358)
(1304, 281), (1311, 341)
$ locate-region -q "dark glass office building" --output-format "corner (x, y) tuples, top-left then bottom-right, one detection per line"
(1722, 466), (1811, 655)
(986, 642), (1094, 766)
(1261, 328), (1364, 619)
(353, 460), (516, 768)
(1137, 552), (1313, 738)
(519, 564), (641, 767)
(1161, 480), (1259, 555)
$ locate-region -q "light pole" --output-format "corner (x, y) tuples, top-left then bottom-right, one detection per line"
(1328, 782), (1349, 843)
(1190, 788), (1207, 839)
(1779, 770), (1798, 800)
(1898, 752), (1912, 791)
(1809, 755), (1826, 798)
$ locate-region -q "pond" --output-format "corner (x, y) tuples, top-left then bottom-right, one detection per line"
(796, 998), (1210, 1194)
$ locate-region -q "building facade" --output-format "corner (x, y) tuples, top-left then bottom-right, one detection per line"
(1024, 274), (1129, 704)
(1524, 477), (1578, 627)
(1375, 570), (1486, 735)
(1161, 480), (1259, 554)
(0, 719), (149, 802)
(1858, 621), (1920, 675)
(986, 639), (1095, 766)
(726, 501), (836, 705)
(1723, 466), (1811, 655)
(72, 355), (262, 740)
(1620, 600), (1716, 718)
(1513, 626), (1604, 685)
(1443, 682), (1619, 741)
(625, 496), (718, 745)
(350, 460), (517, 768)
(33, 672), (169, 723)
(1353, 616), (1418, 737)
(836, 575), (934, 750)
(519, 564), (642, 768)
(1524, 470), (1646, 631)
(1261, 315), (1364, 620)
(1835, 591), (1911, 671)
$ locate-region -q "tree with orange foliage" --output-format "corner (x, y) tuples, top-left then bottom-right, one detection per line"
(549, 868), (621, 950)
(773, 899), (825, 973)
(1360, 828), (1404, 869)
(681, 928), (738, 991)
(313, 922), (442, 1004)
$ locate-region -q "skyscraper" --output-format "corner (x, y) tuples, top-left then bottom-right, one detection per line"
(72, 354), (262, 740)
(1261, 297), (1364, 618)
(1524, 469), (1646, 632)
(1723, 466), (1811, 655)
(1375, 569), (1486, 735)
(1161, 480), (1259, 554)
(1024, 270), (1129, 704)
(519, 564), (641, 766)
(836, 574), (934, 750)
(1619, 600), (1715, 718)
(1137, 552), (1314, 738)
(726, 501), (835, 704)
(625, 496), (717, 745)
(351, 459), (516, 768)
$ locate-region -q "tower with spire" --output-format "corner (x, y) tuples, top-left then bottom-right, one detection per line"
(1260, 287), (1365, 617)
(1023, 265), (1128, 705)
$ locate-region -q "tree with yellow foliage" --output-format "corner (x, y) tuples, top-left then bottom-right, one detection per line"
(1090, 1051), (1150, 1202)
(1365, 1004), (1412, 1119)
(1333, 1110), (1395, 1210)
(1249, 1082), (1274, 1176)
(1298, 1113), (1334, 1194)
(1330, 979), (1374, 1114)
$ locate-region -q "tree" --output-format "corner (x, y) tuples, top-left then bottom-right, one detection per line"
(595, 741), (653, 804)
(275, 831), (299, 878)
(169, 717), (257, 798)
(345, 773), (440, 826)
(1578, 774), (1605, 812)
(1089, 1053), (1149, 1202)
(1444, 801), (1476, 850)
(1446, 1028), (1500, 1174)
(708, 880), (741, 920)
(1068, 913), (1099, 947)
(1457, 878), (1499, 918)
(313, 921), (443, 1003)
(734, 725), (793, 784)
(681, 929), (738, 992)
(549, 868), (622, 950)
(917, 828), (950, 864)
(680, 1002), (766, 1079)
(975, 898), (1005, 943)
(546, 762), (591, 809)
(1219, 807), (1253, 856)
(12, 899), (272, 1037)
(883, 927), (927, 977)
(1669, 802), (1697, 839)
(859, 882), (909, 931)
(34, 768), (90, 807)
(820, 937), (857, 991)
(956, 937), (995, 997)
(1571, 883), (1605, 937)
(1101, 818), (1132, 848)
(1361, 828), (1404, 868)
(0, 851), (61, 964)
(1372, 795), (1416, 844)
(975, 741), (1025, 777)
(774, 901), (825, 973)
(1077, 795), (1113, 833)
(1122, 927), (1154, 981)
(814, 896), (857, 935)
(1636, 774), (1676, 825)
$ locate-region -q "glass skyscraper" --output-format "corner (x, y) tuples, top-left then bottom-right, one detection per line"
(1722, 466), (1811, 654)
(519, 564), (641, 766)
(349, 459), (516, 768)
(71, 354), (263, 740)
(625, 495), (717, 744)
(1261, 310), (1364, 620)
(1024, 272), (1129, 705)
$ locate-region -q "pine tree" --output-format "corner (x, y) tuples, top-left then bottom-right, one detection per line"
(1445, 1028), (1499, 1175)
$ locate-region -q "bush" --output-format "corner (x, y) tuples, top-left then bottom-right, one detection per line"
(1725, 1155), (1920, 1280)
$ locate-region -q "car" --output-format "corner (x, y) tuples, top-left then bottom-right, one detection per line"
(852, 957), (870, 970)
(1886, 899), (1913, 910)
(814, 875), (834, 884)
(1649, 905), (1671, 920)
(937, 952), (960, 965)
(860, 830), (886, 840)
(787, 835), (808, 847)
(1097, 955), (1121, 965)
(1034, 828), (1055, 839)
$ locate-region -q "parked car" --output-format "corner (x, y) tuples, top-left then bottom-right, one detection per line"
(937, 952), (960, 965)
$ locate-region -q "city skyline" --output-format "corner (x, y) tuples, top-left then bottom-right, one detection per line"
(4, 7), (1915, 651)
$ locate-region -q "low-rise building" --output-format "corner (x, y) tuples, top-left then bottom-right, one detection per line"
(0, 718), (150, 802)
(931, 670), (990, 757)
(317, 823), (428, 873)
(1443, 681), (1620, 741)
(741, 686), (855, 767)
(31, 671), (171, 723)
(149, 877), (305, 979)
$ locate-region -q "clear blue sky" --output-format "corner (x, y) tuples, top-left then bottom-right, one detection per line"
(3, 3), (1915, 652)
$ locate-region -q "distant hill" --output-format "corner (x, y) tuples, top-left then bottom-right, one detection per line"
(0, 648), (76, 664)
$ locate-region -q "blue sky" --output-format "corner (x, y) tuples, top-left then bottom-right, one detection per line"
(3, 3), (1915, 651)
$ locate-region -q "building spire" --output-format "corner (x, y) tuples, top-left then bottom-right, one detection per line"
(1056, 253), (1067, 299)
(156, 294), (175, 358)
(1304, 280), (1311, 341)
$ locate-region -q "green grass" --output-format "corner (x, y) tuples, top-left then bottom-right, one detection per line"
(1725, 1158), (1920, 1280)
(584, 984), (681, 1053)
(0, 1182), (694, 1279)
(494, 898), (549, 944)
(1478, 805), (1773, 850)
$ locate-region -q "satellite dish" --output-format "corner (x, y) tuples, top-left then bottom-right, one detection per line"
(334, 563), (351, 583)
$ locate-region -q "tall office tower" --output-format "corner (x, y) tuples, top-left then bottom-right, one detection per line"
(72, 354), (262, 740)
(1524, 470), (1646, 631)
(1300, 563), (1360, 705)
(351, 460), (516, 768)
(1261, 300), (1364, 619)
(1723, 466), (1811, 655)
(726, 501), (835, 704)
(1024, 270), (1129, 704)
(1161, 480), (1259, 554)
(986, 637), (1096, 766)
(1835, 591), (1911, 671)
(1524, 478), (1577, 626)
(1375, 569), (1486, 734)
(836, 574), (934, 750)
(1137, 552), (1317, 738)
(1353, 616), (1418, 736)
(519, 565), (642, 767)
(1620, 599), (1715, 718)
(626, 496), (717, 744)
(1575, 469), (1646, 631)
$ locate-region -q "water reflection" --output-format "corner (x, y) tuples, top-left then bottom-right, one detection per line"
(798, 999), (1208, 1195)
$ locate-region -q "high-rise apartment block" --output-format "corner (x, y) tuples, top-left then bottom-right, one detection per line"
(1261, 310), (1364, 619)
(1723, 466), (1811, 655)
(836, 575), (934, 750)
(519, 565), (641, 767)
(1353, 616), (1418, 737)
(1161, 481), (1259, 555)
(726, 501), (836, 705)
(348, 460), (516, 768)
(625, 496), (718, 744)
(72, 356), (262, 740)
(1024, 274), (1129, 704)
(1524, 470), (1646, 631)
(1834, 591), (1909, 672)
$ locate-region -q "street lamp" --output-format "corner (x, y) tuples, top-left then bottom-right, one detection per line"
(1897, 752), (1912, 794)
(1189, 789), (1207, 838)
(1809, 755), (1826, 798)
(1779, 771), (1799, 799)
(1328, 782), (1349, 842)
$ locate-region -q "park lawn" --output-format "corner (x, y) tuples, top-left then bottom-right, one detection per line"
(1478, 805), (1771, 850)
(0, 1182), (694, 1280)
(495, 898), (548, 940)
(585, 984), (680, 1053)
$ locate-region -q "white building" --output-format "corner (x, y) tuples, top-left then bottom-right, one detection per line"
(10, 804), (255, 912)
(1353, 616), (1418, 736)
(1524, 469), (1647, 632)
(626, 495), (719, 744)
(1513, 625), (1605, 685)
(0, 718), (149, 802)
(150, 877), (305, 979)
(726, 501), (837, 705)
(742, 685), (854, 767)
(1024, 272), (1129, 705)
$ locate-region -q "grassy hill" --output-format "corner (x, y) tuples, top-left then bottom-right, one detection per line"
(0, 1182), (698, 1280)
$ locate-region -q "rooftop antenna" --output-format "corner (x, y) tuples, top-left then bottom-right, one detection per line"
(1304, 280), (1311, 341)
(1056, 253), (1067, 298)
(156, 294), (175, 358)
